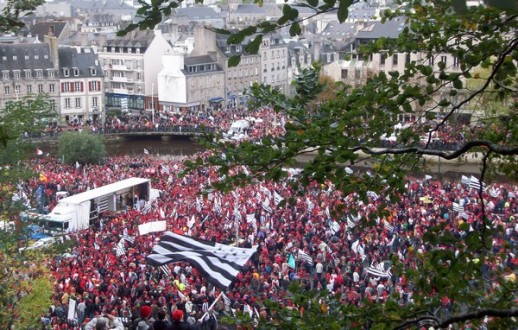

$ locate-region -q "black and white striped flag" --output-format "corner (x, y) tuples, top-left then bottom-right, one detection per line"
(146, 231), (257, 289)
(469, 176), (486, 191)
(298, 249), (314, 266)
(115, 239), (126, 257)
(366, 261), (392, 278)
(221, 292), (232, 307)
(273, 191), (284, 206)
(123, 228), (135, 244)
(452, 202), (464, 213)
(159, 265), (172, 277)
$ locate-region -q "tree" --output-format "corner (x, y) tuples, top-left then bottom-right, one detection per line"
(58, 131), (106, 165)
(0, 95), (56, 329)
(0, 0), (46, 32)
(131, 0), (517, 328)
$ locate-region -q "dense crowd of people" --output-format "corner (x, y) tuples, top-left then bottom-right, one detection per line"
(10, 106), (515, 329)
(15, 147), (516, 330)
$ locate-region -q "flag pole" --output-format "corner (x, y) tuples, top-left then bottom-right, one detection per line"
(198, 291), (223, 322)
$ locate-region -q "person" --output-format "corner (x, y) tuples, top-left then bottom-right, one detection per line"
(84, 313), (124, 330)
(129, 306), (155, 330)
(153, 309), (170, 330)
(167, 309), (199, 330)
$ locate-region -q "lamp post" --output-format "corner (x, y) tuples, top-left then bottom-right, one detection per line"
(151, 82), (155, 124)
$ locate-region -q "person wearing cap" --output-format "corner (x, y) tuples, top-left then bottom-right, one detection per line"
(129, 306), (155, 330)
(167, 309), (199, 330)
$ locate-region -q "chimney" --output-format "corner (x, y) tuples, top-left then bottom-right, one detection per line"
(44, 34), (59, 70)
(80, 32), (88, 46)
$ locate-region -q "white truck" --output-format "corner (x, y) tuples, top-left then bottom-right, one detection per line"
(29, 177), (158, 233)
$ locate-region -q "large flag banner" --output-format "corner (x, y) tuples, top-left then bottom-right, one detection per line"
(147, 231), (257, 289)
(366, 261), (392, 278)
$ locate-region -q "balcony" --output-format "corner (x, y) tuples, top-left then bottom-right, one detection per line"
(112, 76), (130, 83)
(112, 65), (133, 71)
(112, 88), (129, 94)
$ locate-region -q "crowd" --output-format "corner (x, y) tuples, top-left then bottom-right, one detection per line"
(11, 104), (515, 329)
(16, 147), (516, 329)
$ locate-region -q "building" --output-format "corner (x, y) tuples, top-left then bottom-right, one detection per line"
(30, 21), (72, 44)
(259, 33), (289, 93)
(157, 53), (225, 112)
(191, 26), (261, 108)
(0, 41), (60, 113)
(98, 30), (174, 112)
(58, 46), (104, 124)
(286, 41), (313, 95)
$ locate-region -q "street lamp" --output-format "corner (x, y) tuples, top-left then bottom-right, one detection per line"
(151, 82), (155, 124)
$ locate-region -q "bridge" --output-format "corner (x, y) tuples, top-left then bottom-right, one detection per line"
(24, 125), (219, 141)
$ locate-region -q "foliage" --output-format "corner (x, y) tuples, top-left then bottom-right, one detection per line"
(178, 0), (518, 328)
(0, 0), (46, 32)
(0, 95), (56, 329)
(58, 131), (107, 165)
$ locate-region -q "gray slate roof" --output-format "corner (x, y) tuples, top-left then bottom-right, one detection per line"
(58, 46), (103, 78)
(0, 43), (54, 78)
(30, 22), (67, 41)
(106, 30), (154, 49)
(355, 18), (407, 40)
(176, 7), (223, 20)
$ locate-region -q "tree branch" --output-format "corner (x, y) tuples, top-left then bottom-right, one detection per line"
(354, 140), (518, 160)
(438, 307), (518, 328)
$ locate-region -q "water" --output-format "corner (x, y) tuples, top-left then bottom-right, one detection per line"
(105, 136), (204, 158)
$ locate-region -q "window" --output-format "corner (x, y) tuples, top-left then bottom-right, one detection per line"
(36, 70), (43, 78)
(15, 85), (20, 94)
(405, 53), (411, 64)
(74, 82), (81, 91)
(38, 84), (43, 93)
(428, 56), (434, 66)
(453, 56), (460, 68)
(49, 84), (55, 93)
(2, 71), (8, 79)
(263, 51), (267, 59)
(49, 99), (55, 110)
(12, 56), (17, 61)
(27, 85), (32, 93)
(73, 68), (79, 76)
(393, 54), (398, 65)
(92, 96), (98, 107)
(90, 81), (100, 91)
(4, 86), (9, 95)
(14, 71), (20, 79)
(63, 83), (71, 92)
(341, 69), (349, 79)
(63, 68), (69, 77)
(91, 68), (96, 76)
(236, 45), (241, 52)
(75, 98), (81, 108)
(65, 98), (71, 108)
(48, 70), (54, 78)
(440, 55), (447, 66)
(25, 70), (32, 78)
(137, 72), (142, 81)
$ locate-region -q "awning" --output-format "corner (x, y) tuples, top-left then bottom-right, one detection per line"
(209, 97), (224, 103)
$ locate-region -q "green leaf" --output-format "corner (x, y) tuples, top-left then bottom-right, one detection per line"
(212, 28), (232, 35)
(228, 55), (241, 67)
(337, 0), (351, 23)
(307, 0), (318, 7)
(245, 35), (263, 54)
(289, 22), (301, 36)
(453, 78), (463, 89)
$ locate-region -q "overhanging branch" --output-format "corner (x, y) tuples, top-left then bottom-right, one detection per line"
(354, 140), (518, 160)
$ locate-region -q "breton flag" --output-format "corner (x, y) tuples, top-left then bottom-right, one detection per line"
(144, 148), (149, 155)
(146, 231), (257, 289)
(221, 292), (232, 307)
(298, 249), (314, 266)
(115, 239), (126, 257)
(159, 264), (172, 277)
(469, 175), (486, 191)
(366, 261), (392, 278)
(122, 228), (135, 244)
(273, 191), (284, 206)
(452, 202), (464, 213)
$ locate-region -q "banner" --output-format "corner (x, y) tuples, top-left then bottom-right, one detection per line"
(138, 220), (167, 235)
